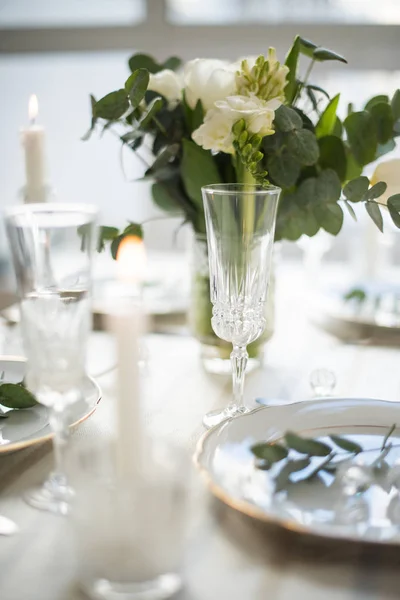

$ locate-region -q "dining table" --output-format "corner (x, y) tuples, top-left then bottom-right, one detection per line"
(1, 264), (400, 600)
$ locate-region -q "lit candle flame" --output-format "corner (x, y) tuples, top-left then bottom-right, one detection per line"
(28, 94), (38, 124)
(116, 235), (146, 285)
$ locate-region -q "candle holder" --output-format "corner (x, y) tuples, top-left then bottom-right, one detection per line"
(69, 437), (192, 600)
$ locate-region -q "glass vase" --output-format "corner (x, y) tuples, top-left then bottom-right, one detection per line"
(189, 234), (275, 375)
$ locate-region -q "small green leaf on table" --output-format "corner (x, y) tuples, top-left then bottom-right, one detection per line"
(0, 383), (37, 409)
(250, 442), (288, 463)
(329, 435), (362, 454)
(284, 431), (332, 456)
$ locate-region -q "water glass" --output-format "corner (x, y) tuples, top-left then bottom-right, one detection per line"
(5, 203), (98, 514)
(69, 438), (191, 600)
(202, 183), (280, 428)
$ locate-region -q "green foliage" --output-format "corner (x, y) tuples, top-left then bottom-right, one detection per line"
(95, 89), (129, 120)
(365, 201), (384, 232)
(284, 431), (332, 456)
(344, 111), (378, 165)
(139, 97), (163, 128)
(343, 176), (369, 202)
(181, 140), (222, 211)
(125, 69), (150, 108)
(388, 194), (400, 228)
(97, 226), (119, 252)
(313, 47), (347, 64)
(318, 136), (347, 181)
(287, 129), (320, 165)
(128, 53), (181, 74)
(284, 35), (301, 103)
(315, 94), (340, 139)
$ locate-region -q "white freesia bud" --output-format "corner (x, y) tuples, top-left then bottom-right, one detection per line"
(183, 58), (237, 111)
(371, 159), (400, 205)
(148, 69), (183, 105)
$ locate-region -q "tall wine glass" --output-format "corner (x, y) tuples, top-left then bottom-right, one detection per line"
(5, 203), (98, 514)
(202, 183), (280, 429)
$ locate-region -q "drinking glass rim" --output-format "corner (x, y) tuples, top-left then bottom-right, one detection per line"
(202, 183), (281, 195)
(4, 202), (98, 219)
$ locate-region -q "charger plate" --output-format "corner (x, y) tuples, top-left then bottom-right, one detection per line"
(195, 398), (400, 545)
(0, 357), (101, 453)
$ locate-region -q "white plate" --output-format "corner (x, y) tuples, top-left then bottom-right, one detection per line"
(195, 398), (400, 545)
(0, 357), (101, 453)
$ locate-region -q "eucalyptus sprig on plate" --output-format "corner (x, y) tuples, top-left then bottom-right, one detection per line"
(251, 424), (397, 493)
(0, 371), (38, 418)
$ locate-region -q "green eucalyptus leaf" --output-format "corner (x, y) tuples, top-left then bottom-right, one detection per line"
(251, 442), (288, 463)
(162, 56), (182, 71)
(314, 203), (344, 235)
(128, 53), (160, 74)
(284, 35), (301, 103)
(274, 105), (303, 132)
(387, 193), (400, 211)
(97, 226), (119, 252)
(95, 89), (129, 120)
(369, 103), (394, 144)
(122, 222), (144, 238)
(329, 435), (362, 454)
(181, 140), (222, 210)
(284, 431), (332, 456)
(365, 201), (384, 232)
(364, 181), (387, 201)
(139, 97), (164, 128)
(343, 176), (370, 202)
(315, 94), (340, 139)
(365, 95), (389, 111)
(316, 169), (342, 203)
(299, 37), (318, 58)
(391, 90), (400, 121)
(343, 200), (357, 221)
(287, 129), (320, 166)
(344, 111), (378, 166)
(125, 69), (150, 108)
(318, 136), (347, 181)
(292, 107), (315, 132)
(152, 182), (181, 213)
(0, 383), (37, 409)
(267, 151), (301, 188)
(301, 208), (320, 236)
(296, 177), (317, 206)
(274, 458), (311, 492)
(387, 194), (400, 228)
(313, 47), (347, 64)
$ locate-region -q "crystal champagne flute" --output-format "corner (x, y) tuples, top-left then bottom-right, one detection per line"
(5, 203), (98, 514)
(202, 183), (280, 429)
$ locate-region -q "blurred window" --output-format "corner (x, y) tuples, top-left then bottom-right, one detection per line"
(0, 0), (145, 28)
(166, 0), (400, 25)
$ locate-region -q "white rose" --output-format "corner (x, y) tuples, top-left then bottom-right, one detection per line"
(371, 159), (400, 205)
(215, 94), (277, 137)
(148, 69), (182, 105)
(192, 108), (236, 154)
(183, 59), (236, 111)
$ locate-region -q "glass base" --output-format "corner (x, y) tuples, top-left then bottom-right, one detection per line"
(80, 573), (182, 600)
(24, 475), (73, 515)
(203, 405), (250, 429)
(201, 343), (264, 375)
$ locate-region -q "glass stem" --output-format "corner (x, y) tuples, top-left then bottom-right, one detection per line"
(230, 345), (248, 410)
(49, 401), (70, 491)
